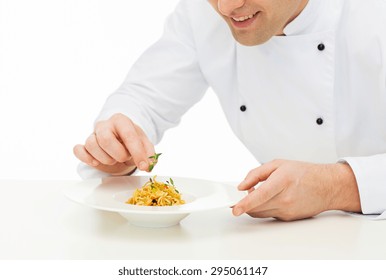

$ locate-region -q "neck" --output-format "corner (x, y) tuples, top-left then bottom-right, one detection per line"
(279, 0), (310, 35)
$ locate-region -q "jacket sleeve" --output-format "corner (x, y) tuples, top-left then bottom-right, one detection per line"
(96, 0), (208, 144)
(340, 154), (386, 220)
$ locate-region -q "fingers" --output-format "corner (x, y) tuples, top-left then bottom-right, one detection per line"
(113, 117), (154, 171)
(84, 133), (117, 165)
(247, 209), (279, 219)
(93, 128), (131, 163)
(233, 173), (285, 216)
(75, 114), (155, 172)
(136, 124), (156, 156)
(232, 160), (328, 221)
(238, 160), (281, 191)
(73, 144), (99, 167)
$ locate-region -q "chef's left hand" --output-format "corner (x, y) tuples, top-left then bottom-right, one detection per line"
(232, 159), (362, 221)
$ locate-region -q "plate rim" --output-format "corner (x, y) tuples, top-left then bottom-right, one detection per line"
(63, 175), (245, 215)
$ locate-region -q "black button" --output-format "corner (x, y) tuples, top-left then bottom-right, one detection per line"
(316, 117), (324, 125)
(240, 105), (247, 112)
(317, 43), (325, 51)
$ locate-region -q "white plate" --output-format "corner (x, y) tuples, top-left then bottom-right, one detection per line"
(64, 176), (246, 227)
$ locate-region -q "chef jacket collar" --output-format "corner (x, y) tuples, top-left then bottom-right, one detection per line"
(283, 0), (334, 36)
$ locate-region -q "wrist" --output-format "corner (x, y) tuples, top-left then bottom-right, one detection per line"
(328, 163), (362, 213)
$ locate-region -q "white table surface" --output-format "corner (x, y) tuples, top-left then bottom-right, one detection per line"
(1, 179), (386, 260)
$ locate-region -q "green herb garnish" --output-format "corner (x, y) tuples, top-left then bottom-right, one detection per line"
(148, 153), (162, 172)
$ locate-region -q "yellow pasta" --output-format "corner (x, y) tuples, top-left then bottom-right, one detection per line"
(126, 176), (185, 206)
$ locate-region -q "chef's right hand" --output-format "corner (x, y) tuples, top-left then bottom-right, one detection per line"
(73, 113), (155, 175)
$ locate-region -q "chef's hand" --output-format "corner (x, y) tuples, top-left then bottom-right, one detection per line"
(73, 113), (155, 175)
(232, 159), (362, 221)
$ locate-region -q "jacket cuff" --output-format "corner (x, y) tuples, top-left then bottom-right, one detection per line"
(339, 154), (386, 215)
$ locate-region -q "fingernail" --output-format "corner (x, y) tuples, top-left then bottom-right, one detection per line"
(139, 161), (147, 171)
(233, 207), (244, 216)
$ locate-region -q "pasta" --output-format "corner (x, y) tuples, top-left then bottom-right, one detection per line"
(127, 176), (185, 206)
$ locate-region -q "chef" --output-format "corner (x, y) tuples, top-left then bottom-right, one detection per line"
(74, 0), (386, 221)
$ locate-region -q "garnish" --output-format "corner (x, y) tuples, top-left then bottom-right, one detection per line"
(148, 152), (162, 172)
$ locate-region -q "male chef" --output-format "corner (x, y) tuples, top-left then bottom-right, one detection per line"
(74, 0), (386, 221)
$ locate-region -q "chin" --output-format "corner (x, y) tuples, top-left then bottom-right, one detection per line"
(236, 39), (260, 46)
(234, 36), (270, 46)
(231, 30), (272, 46)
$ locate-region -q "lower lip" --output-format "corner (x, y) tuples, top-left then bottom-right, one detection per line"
(231, 12), (259, 28)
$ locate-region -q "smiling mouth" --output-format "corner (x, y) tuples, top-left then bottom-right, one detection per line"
(231, 12), (259, 22)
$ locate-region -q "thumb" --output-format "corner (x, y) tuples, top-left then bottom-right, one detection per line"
(238, 160), (280, 191)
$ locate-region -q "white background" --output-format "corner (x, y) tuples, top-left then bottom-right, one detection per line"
(0, 0), (257, 181)
(0, 1), (382, 277)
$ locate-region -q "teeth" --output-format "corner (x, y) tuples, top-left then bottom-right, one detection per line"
(232, 12), (256, 22)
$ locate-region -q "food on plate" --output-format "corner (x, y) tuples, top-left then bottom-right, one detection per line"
(126, 176), (185, 206)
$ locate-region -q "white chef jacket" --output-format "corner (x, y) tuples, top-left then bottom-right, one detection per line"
(81, 0), (386, 219)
